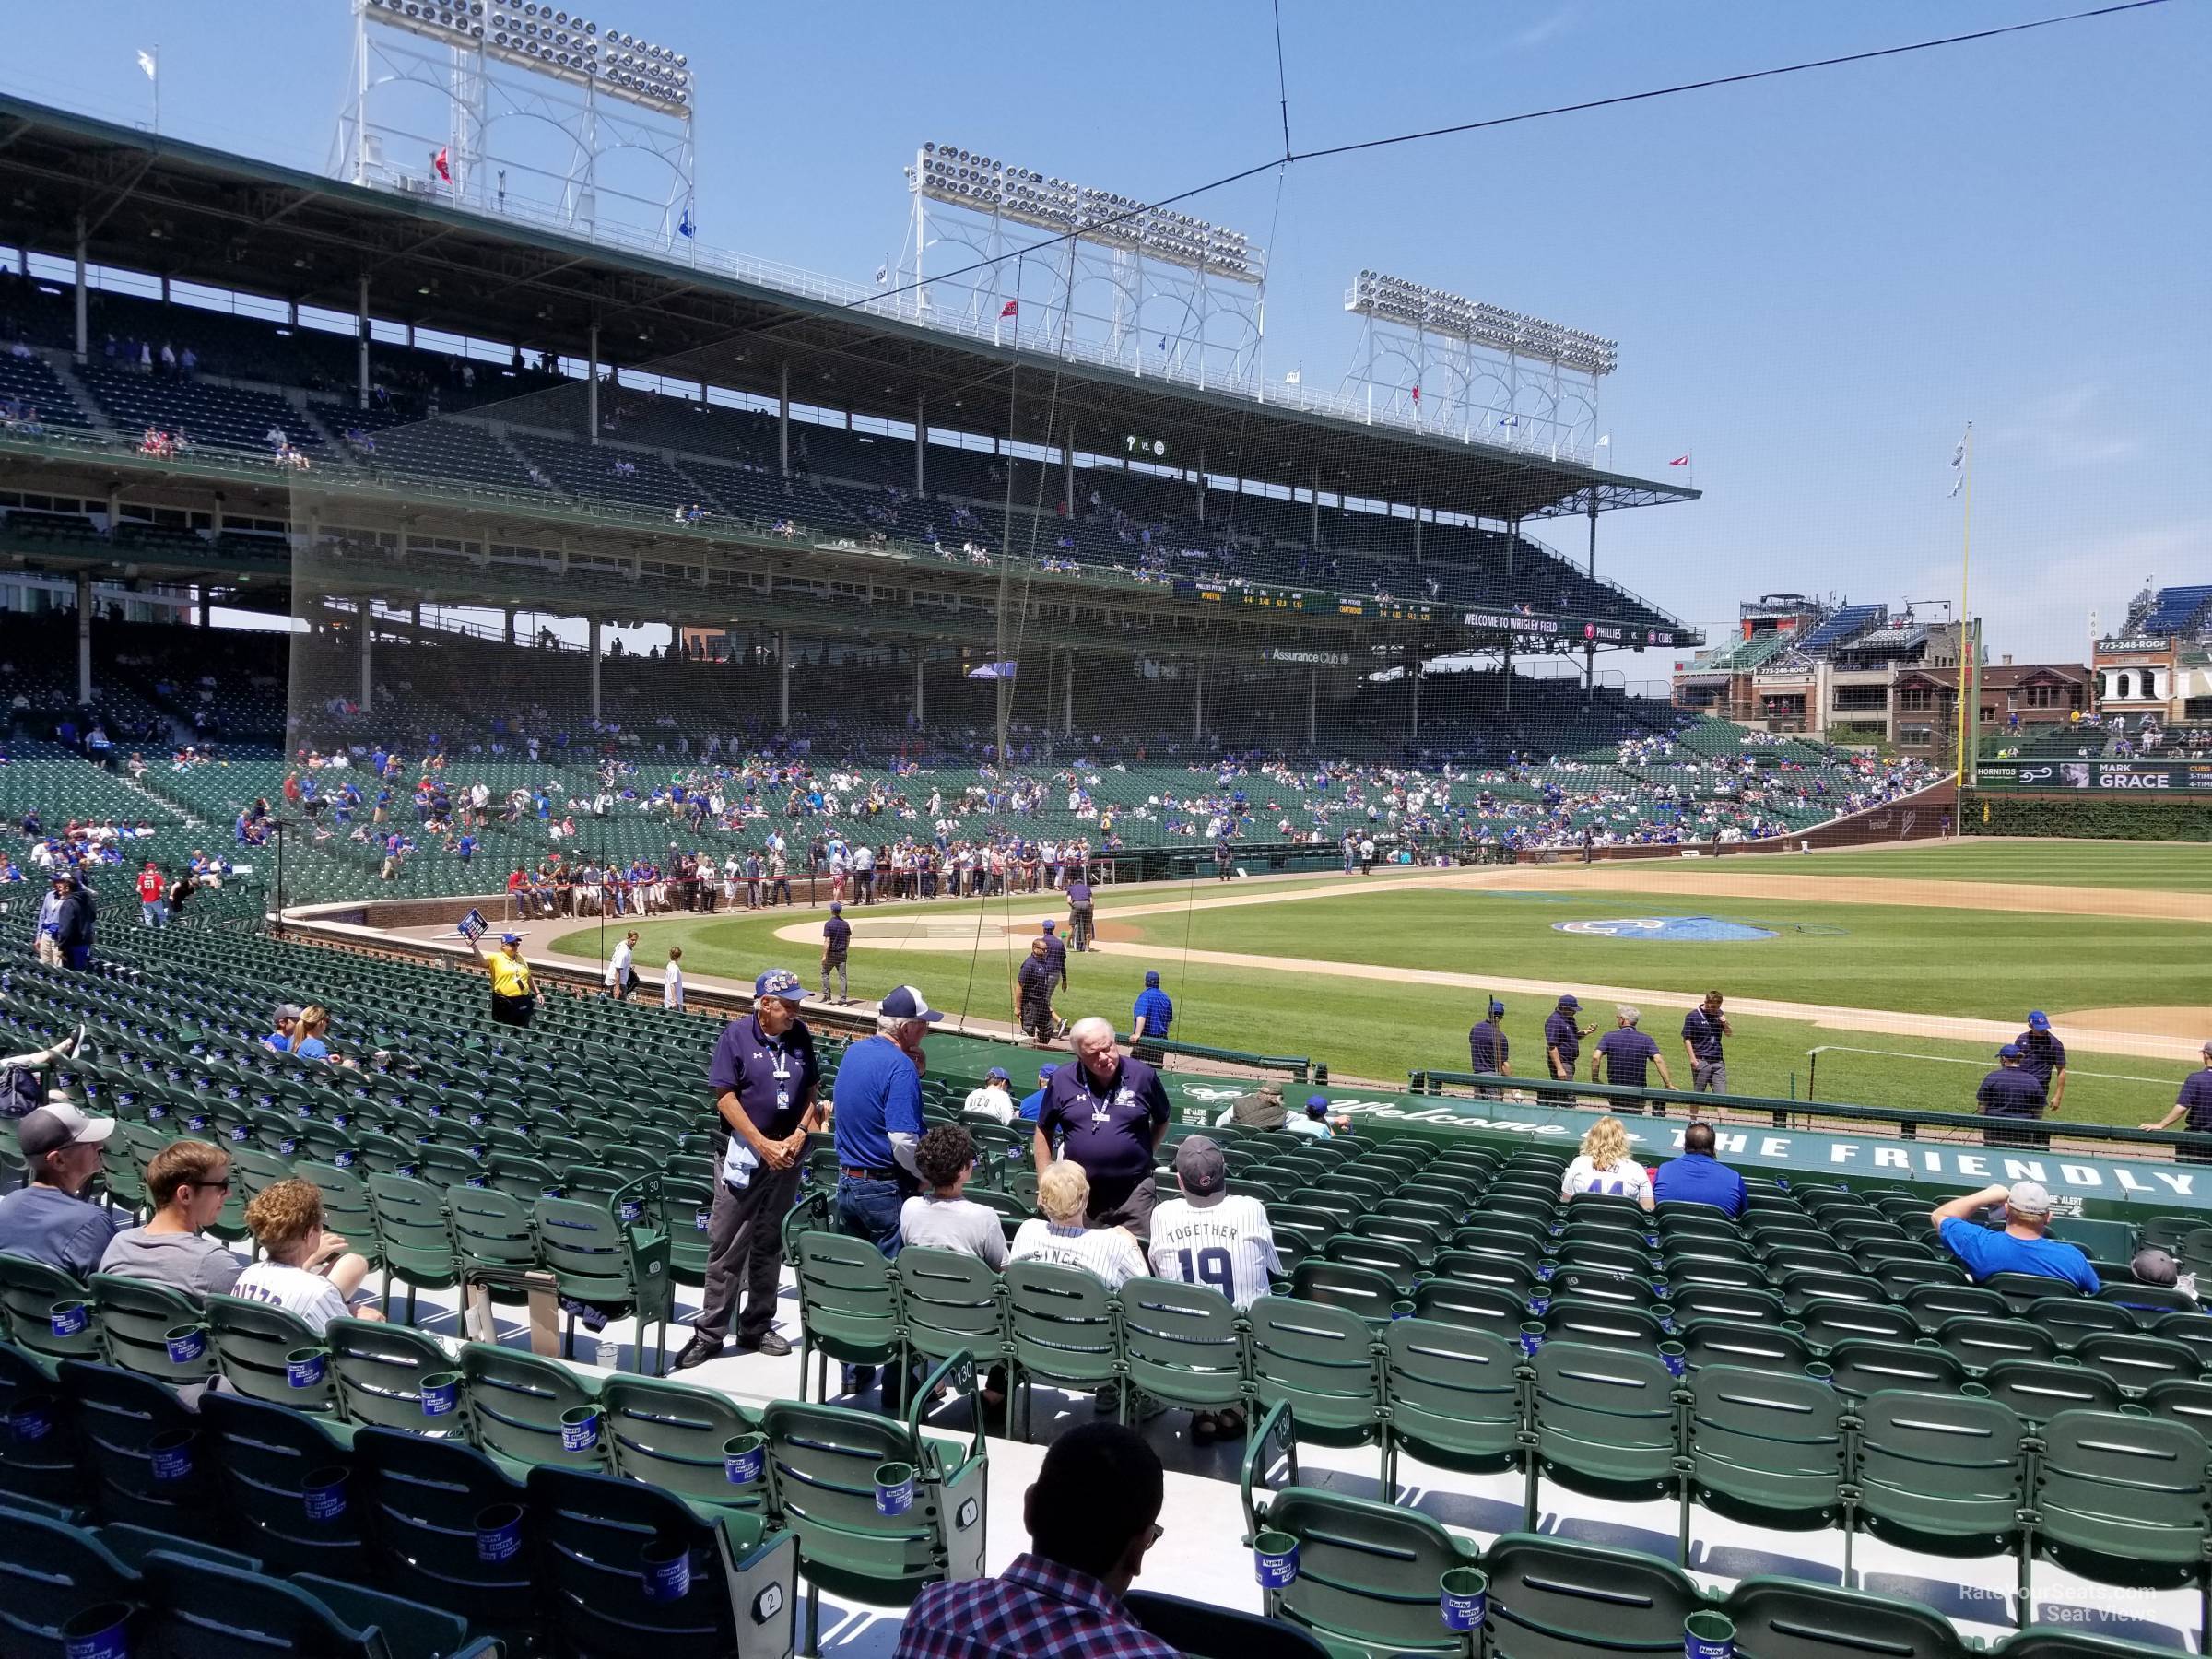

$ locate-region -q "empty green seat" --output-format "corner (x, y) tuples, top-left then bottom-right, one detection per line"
(1680, 1364), (1846, 1562)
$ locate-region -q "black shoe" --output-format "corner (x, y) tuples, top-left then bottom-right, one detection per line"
(841, 1364), (878, 1394)
(738, 1330), (793, 1358)
(671, 1334), (724, 1371)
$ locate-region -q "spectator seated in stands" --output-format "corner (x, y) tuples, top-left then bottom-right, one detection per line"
(892, 1420), (1178, 1659)
(1560, 1113), (1655, 1211)
(1930, 1179), (2100, 1294)
(99, 1138), (244, 1297)
(1650, 1119), (1747, 1218)
(1009, 1160), (1147, 1288)
(899, 1124), (1009, 1269)
(961, 1066), (1017, 1124)
(231, 1177), (385, 1333)
(0, 1100), (126, 1276)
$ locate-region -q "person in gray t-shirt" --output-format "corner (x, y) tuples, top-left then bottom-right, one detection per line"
(98, 1139), (243, 1297)
(898, 1124), (1009, 1270)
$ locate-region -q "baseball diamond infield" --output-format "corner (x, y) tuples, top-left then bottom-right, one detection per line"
(544, 839), (2212, 1129)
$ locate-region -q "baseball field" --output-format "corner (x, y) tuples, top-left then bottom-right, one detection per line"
(547, 839), (2212, 1127)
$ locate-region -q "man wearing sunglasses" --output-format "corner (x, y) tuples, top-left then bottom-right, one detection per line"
(100, 1139), (243, 1297)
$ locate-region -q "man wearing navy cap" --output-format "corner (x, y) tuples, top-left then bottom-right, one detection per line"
(2016, 1011), (2068, 1116)
(963, 1065), (1016, 1124)
(1018, 1063), (1056, 1123)
(1293, 1094), (1350, 1139)
(1131, 971), (1173, 1064)
(1544, 994), (1594, 1083)
(1976, 1041), (2049, 1150)
(675, 967), (824, 1371)
(1466, 1000), (1510, 1100)
(820, 900), (853, 1005)
(1041, 920), (1069, 992)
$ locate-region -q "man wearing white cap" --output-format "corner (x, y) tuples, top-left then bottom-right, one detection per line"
(0, 1100), (126, 1275)
(1929, 1179), (2099, 1295)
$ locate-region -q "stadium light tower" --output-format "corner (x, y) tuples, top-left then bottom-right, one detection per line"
(333, 0), (699, 245)
(897, 141), (1266, 390)
(1342, 269), (1616, 462)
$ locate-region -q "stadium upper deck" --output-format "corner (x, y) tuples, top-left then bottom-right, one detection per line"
(0, 93), (1700, 667)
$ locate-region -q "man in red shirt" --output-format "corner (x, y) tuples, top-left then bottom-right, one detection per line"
(135, 861), (168, 929)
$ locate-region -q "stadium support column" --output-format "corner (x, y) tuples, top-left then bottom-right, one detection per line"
(586, 323), (600, 445)
(1409, 639), (1422, 739)
(915, 395), (926, 496)
(356, 276), (370, 409)
(1191, 663), (1204, 744)
(72, 218), (88, 364)
(503, 607), (514, 648)
(1063, 649), (1074, 735)
(913, 648), (924, 725)
(75, 573), (92, 703)
(358, 604), (373, 715)
(1064, 426), (1075, 517)
(778, 364), (790, 477)
(1311, 466), (1322, 547)
(587, 618), (604, 721)
(1308, 671), (1317, 746)
(1585, 495), (1598, 703)
(778, 631), (792, 728)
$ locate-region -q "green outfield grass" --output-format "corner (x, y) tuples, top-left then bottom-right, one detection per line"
(1771, 840), (2212, 890)
(547, 870), (2206, 1130)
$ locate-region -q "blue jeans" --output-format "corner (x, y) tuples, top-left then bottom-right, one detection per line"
(833, 1175), (907, 1260)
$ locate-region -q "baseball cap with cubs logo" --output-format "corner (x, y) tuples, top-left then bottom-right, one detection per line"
(18, 1102), (117, 1160)
(754, 968), (813, 1003)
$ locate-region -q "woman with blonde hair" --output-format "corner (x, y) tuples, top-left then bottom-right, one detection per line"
(1560, 1114), (1654, 1211)
(1009, 1159), (1147, 1288)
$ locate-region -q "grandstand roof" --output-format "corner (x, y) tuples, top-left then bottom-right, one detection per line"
(0, 94), (1698, 527)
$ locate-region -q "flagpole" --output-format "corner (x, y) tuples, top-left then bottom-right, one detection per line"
(1952, 421), (1975, 827)
(152, 46), (159, 136)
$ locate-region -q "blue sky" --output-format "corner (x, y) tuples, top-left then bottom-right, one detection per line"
(4, 1), (2205, 669)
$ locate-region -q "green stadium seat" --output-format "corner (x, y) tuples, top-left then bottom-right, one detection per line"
(600, 1372), (767, 1512)
(1849, 1389), (2030, 1620)
(1820, 1338), (1967, 1401)
(54, 1359), (201, 1532)
(895, 1246), (1008, 1387)
(1119, 1278), (1249, 1425)
(2030, 1408), (2212, 1641)
(1978, 1357), (2124, 1423)
(0, 1252), (100, 1364)
(197, 1389), (366, 1579)
(792, 1230), (900, 1405)
(1003, 1260), (1122, 1440)
(1124, 1589), (1334, 1658)
(1378, 1318), (1521, 1501)
(459, 1341), (605, 1471)
(87, 1273), (216, 1385)
(535, 1192), (677, 1373)
(1248, 1295), (1383, 1454)
(350, 1425), (538, 1644)
(1676, 1316), (1813, 1378)
(325, 1315), (464, 1435)
(0, 1503), (143, 1655)
(1679, 1363), (1847, 1562)
(1484, 1530), (1710, 1659)
(1723, 1574), (1973, 1659)
(1525, 1340), (1681, 1527)
(206, 1293), (339, 1413)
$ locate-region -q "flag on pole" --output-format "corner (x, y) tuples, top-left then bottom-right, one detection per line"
(432, 147), (452, 182)
(677, 205), (695, 239)
(456, 907), (488, 942)
(1410, 385), (1421, 405)
(998, 299), (1018, 319)
(1594, 433), (1611, 449)
(1283, 368), (1300, 385)
(874, 264), (888, 285)
(1669, 453), (1690, 467)
(1947, 427), (1968, 497)
(1157, 336), (1169, 353)
(136, 49), (157, 78)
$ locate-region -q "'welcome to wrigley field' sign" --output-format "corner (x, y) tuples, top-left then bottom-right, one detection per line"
(1164, 1080), (2212, 1220)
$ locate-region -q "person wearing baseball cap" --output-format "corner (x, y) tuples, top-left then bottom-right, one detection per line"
(676, 967), (825, 1371)
(1294, 1094), (1352, 1140)
(1148, 1134), (1282, 1440)
(963, 1065), (1017, 1125)
(0, 1100), (125, 1275)
(463, 923), (536, 1028)
(1930, 1178), (2099, 1294)
(2015, 1011), (2068, 1117)
(2139, 1041), (2212, 1163)
(1467, 999), (1511, 1100)
(1018, 1064), (1056, 1124)
(265, 1003), (306, 1053)
(1131, 970), (1174, 1065)
(1545, 994), (1594, 1083)
(1976, 1041), (2050, 1151)
(821, 900), (853, 1005)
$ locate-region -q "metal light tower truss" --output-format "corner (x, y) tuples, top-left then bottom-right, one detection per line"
(1342, 271), (1615, 462)
(334, 0), (698, 244)
(898, 142), (1266, 387)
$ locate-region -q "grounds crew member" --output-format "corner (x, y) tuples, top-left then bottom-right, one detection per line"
(1976, 1042), (2049, 1150)
(1015, 936), (1058, 1046)
(1682, 990), (1731, 1093)
(465, 929), (537, 1028)
(675, 967), (823, 1371)
(821, 900), (853, 1004)
(1130, 970), (1173, 1064)
(2139, 1040), (2212, 1163)
(1467, 999), (1510, 1099)
(2015, 1010), (2068, 1115)
(1544, 994), (1594, 1082)
(1593, 1006), (1673, 1090)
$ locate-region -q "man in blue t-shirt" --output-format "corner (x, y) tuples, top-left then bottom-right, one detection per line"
(1131, 971), (1174, 1063)
(1034, 1018), (1171, 1239)
(1931, 1179), (2100, 1295)
(2140, 1040), (2212, 1164)
(1592, 1006), (1673, 1091)
(1650, 1121), (1747, 1218)
(1017, 1063), (1056, 1123)
(1976, 1043), (2048, 1149)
